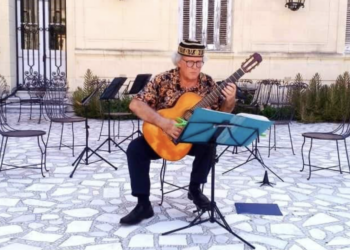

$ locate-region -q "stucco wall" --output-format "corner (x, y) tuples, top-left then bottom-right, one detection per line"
(0, 0), (16, 88)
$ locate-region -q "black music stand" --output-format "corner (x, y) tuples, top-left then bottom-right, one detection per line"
(113, 74), (152, 147)
(162, 108), (259, 250)
(220, 136), (284, 187)
(94, 77), (127, 154)
(70, 82), (118, 178)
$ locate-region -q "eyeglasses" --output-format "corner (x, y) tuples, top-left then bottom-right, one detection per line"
(182, 59), (204, 68)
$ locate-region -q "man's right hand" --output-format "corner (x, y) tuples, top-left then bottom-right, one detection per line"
(159, 118), (183, 139)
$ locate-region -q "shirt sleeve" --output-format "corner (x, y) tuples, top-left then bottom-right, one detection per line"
(134, 76), (159, 109)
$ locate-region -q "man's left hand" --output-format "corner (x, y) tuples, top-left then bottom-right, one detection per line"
(222, 83), (236, 103)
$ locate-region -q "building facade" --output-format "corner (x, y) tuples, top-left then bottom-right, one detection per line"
(1, 0), (350, 91)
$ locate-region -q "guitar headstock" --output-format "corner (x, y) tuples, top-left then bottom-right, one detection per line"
(241, 53), (262, 73)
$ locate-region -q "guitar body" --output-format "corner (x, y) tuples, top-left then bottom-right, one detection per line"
(143, 52), (263, 162)
(143, 92), (203, 161)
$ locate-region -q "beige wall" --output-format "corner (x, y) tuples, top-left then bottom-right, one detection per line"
(67, 0), (350, 90)
(0, 0), (16, 88)
(1, 0), (349, 90)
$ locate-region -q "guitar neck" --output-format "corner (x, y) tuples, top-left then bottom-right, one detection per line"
(183, 68), (245, 120)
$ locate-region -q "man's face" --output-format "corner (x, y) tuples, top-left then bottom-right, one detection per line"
(177, 56), (204, 81)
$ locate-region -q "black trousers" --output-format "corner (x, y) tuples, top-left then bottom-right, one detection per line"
(126, 136), (213, 197)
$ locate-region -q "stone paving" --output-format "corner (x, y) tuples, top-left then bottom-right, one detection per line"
(0, 114), (350, 250)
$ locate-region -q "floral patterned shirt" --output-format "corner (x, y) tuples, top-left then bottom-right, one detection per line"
(135, 68), (223, 111)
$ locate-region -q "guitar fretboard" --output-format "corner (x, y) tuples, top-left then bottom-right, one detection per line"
(183, 68), (245, 120)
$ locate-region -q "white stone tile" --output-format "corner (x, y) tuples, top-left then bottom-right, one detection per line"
(208, 244), (244, 250)
(81, 180), (105, 187)
(324, 225), (344, 234)
(0, 198), (20, 207)
(309, 229), (326, 240)
(159, 235), (187, 246)
(63, 208), (99, 218)
(146, 220), (203, 234)
(51, 188), (77, 196)
(42, 214), (59, 220)
(60, 236), (95, 247)
(28, 223), (44, 229)
(103, 188), (120, 198)
(0, 225), (23, 236)
(114, 225), (139, 238)
(0, 244), (42, 250)
(303, 213), (338, 227)
(22, 231), (62, 243)
(271, 224), (303, 236)
(128, 234), (153, 248)
(327, 237), (350, 246)
(23, 199), (56, 207)
(10, 214), (36, 223)
(296, 238), (327, 250)
(232, 222), (253, 232)
(191, 235), (211, 244)
(96, 214), (122, 224)
(25, 184), (55, 192)
(238, 188), (267, 198)
(66, 221), (93, 233)
(167, 208), (187, 218)
(85, 243), (122, 250)
(95, 223), (114, 232)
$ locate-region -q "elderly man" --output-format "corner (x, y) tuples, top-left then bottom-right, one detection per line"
(120, 39), (237, 225)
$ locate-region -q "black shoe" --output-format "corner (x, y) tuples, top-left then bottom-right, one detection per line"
(188, 187), (210, 210)
(120, 203), (154, 225)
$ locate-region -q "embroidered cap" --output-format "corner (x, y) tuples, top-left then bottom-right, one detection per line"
(178, 39), (205, 57)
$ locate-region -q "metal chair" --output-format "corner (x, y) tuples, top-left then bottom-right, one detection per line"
(17, 74), (46, 124)
(301, 116), (350, 180)
(0, 87), (47, 177)
(266, 82), (307, 157)
(43, 87), (85, 157)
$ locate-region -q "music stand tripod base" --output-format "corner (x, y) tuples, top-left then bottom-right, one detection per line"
(70, 81), (119, 178)
(161, 108), (259, 250)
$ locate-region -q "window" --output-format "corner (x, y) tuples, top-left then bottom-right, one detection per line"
(20, 0), (39, 50)
(346, 0), (350, 53)
(180, 0), (232, 51)
(49, 0), (66, 50)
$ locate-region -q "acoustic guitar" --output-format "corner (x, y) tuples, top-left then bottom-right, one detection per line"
(143, 53), (263, 161)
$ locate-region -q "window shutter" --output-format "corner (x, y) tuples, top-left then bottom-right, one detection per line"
(183, 0), (190, 40)
(219, 0), (228, 45)
(346, 0), (350, 52)
(207, 0), (215, 45)
(195, 0), (203, 42)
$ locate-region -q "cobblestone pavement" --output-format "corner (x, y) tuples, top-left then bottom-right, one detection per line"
(0, 114), (349, 250)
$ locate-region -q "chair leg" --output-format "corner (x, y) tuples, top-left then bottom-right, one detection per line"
(268, 126), (272, 158)
(72, 123), (75, 157)
(46, 121), (52, 150)
(98, 119), (104, 141)
(159, 159), (167, 206)
(336, 140), (342, 174)
(18, 102), (22, 123)
(59, 123), (64, 150)
(113, 119), (116, 140)
(0, 136), (4, 172)
(38, 102), (43, 124)
(0, 137), (8, 171)
(287, 123), (295, 155)
(273, 124), (277, 151)
(300, 137), (306, 172)
(37, 136), (45, 177)
(307, 138), (313, 180)
(41, 135), (48, 172)
(344, 140), (350, 172)
(29, 102), (33, 120)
